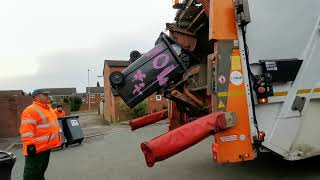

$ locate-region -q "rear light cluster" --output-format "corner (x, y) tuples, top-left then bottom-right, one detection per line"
(258, 131), (265, 141)
(253, 131), (266, 143)
(253, 73), (273, 103)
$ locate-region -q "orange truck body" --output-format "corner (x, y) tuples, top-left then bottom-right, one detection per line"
(169, 0), (254, 163)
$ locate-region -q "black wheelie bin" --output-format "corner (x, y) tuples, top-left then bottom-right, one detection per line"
(0, 151), (16, 180)
(109, 32), (198, 108)
(60, 116), (84, 147)
(55, 119), (67, 149)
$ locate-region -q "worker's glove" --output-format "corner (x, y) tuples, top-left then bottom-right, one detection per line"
(27, 144), (37, 156)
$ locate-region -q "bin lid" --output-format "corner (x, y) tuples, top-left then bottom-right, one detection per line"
(0, 152), (10, 159)
(0, 151), (16, 166)
(0, 151), (13, 162)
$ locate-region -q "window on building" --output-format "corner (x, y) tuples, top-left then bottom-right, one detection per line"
(90, 95), (95, 98)
(156, 95), (161, 101)
(100, 94), (104, 98)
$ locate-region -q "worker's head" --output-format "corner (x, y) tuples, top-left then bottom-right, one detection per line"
(57, 105), (63, 112)
(32, 89), (50, 104)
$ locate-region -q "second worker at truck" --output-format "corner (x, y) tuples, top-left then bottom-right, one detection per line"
(54, 104), (66, 118)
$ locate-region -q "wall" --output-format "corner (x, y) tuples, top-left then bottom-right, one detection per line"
(78, 94), (102, 111)
(103, 65), (127, 123)
(114, 97), (131, 122)
(0, 95), (32, 138)
(146, 94), (169, 114)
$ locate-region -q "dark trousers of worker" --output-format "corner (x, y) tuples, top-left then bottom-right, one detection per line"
(23, 150), (51, 180)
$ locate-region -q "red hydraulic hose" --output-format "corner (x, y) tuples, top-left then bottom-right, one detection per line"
(129, 110), (168, 131)
(141, 111), (228, 167)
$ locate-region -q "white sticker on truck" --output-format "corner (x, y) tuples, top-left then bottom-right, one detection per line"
(240, 134), (246, 141)
(230, 71), (243, 86)
(265, 61), (278, 71)
(220, 135), (238, 142)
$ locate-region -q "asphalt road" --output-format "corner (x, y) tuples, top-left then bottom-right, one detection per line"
(10, 124), (320, 180)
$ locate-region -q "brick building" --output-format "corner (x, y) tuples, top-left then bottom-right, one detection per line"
(0, 90), (28, 96)
(41, 88), (77, 103)
(0, 90), (32, 138)
(103, 60), (168, 123)
(79, 86), (104, 111)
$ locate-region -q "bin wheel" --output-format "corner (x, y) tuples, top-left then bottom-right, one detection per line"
(109, 71), (125, 88)
(66, 144), (69, 148)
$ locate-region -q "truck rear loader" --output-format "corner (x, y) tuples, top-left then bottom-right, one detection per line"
(110, 0), (320, 167)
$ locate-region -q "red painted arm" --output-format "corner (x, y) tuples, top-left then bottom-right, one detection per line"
(129, 110), (168, 131)
(141, 111), (235, 167)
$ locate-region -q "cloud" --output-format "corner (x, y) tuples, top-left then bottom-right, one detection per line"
(0, 31), (169, 92)
(0, 0), (175, 92)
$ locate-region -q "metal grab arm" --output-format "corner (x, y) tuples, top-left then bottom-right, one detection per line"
(140, 111), (237, 167)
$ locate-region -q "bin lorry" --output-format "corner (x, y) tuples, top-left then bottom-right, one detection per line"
(110, 0), (320, 167)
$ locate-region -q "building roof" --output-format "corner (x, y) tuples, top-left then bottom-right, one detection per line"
(73, 93), (87, 98)
(0, 90), (27, 96)
(104, 60), (130, 67)
(86, 87), (104, 94)
(41, 88), (76, 96)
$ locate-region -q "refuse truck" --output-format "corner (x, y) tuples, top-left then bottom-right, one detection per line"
(110, 0), (320, 167)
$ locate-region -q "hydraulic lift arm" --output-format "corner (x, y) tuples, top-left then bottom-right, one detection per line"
(141, 111), (237, 167)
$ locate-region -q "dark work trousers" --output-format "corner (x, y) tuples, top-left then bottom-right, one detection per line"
(23, 150), (51, 180)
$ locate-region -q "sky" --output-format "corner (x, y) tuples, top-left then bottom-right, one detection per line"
(0, 0), (176, 93)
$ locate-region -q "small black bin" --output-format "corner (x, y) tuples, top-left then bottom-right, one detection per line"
(110, 32), (197, 108)
(59, 116), (84, 147)
(0, 151), (16, 180)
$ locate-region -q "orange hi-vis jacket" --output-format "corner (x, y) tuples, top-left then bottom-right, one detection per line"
(20, 101), (62, 156)
(53, 109), (66, 118)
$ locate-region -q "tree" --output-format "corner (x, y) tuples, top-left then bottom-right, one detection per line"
(63, 97), (70, 103)
(69, 96), (82, 111)
(120, 100), (148, 119)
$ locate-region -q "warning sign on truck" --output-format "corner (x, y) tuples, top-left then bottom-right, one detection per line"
(218, 100), (225, 109)
(220, 135), (238, 142)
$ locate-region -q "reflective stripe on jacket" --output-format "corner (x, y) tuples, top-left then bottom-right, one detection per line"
(20, 101), (62, 156)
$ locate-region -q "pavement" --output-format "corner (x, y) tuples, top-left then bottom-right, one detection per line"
(8, 122), (320, 180)
(0, 137), (20, 151)
(118, 119), (168, 126)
